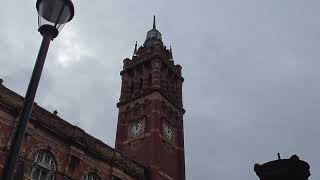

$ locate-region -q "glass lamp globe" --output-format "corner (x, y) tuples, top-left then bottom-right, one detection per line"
(36, 0), (74, 38)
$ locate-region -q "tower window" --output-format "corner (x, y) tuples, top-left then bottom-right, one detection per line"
(139, 78), (143, 90)
(130, 82), (134, 96)
(148, 73), (152, 85)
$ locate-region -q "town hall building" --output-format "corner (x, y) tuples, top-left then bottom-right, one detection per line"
(0, 17), (186, 180)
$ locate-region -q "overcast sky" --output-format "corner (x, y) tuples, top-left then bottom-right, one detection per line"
(1, 0), (320, 179)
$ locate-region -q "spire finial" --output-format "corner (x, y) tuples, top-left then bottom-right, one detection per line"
(170, 46), (173, 60)
(134, 41), (138, 53)
(153, 15), (156, 29)
(133, 41), (138, 58)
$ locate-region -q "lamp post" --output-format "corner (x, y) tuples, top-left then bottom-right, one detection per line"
(2, 0), (74, 179)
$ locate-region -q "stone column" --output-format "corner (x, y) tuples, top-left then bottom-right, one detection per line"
(151, 59), (162, 90)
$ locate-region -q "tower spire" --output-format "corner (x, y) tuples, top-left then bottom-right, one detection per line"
(144, 15), (163, 47)
(153, 15), (156, 29)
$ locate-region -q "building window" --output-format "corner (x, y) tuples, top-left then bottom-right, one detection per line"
(28, 150), (56, 180)
(84, 173), (101, 180)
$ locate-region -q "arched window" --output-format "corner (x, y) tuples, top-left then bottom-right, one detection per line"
(84, 173), (101, 180)
(29, 150), (56, 180)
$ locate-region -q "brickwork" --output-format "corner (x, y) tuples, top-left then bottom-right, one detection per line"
(0, 84), (148, 180)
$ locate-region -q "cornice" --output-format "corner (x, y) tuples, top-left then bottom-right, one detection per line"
(117, 89), (185, 114)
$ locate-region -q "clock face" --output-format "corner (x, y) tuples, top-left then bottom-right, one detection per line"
(129, 121), (143, 138)
(163, 123), (174, 142)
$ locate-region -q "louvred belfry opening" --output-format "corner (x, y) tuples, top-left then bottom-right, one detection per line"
(115, 16), (186, 180)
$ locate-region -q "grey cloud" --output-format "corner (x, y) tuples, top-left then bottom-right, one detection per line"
(1, 0), (320, 179)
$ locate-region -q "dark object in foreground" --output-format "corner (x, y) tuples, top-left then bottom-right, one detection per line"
(254, 155), (310, 180)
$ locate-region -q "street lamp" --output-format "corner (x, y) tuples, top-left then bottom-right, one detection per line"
(2, 0), (74, 179)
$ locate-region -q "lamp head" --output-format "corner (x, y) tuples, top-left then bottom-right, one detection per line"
(36, 0), (74, 39)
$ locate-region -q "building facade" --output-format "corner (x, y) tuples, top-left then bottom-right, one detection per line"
(0, 83), (148, 180)
(0, 18), (185, 180)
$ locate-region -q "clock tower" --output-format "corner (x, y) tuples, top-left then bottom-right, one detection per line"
(115, 16), (186, 180)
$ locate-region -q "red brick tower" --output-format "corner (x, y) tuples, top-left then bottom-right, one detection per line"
(115, 16), (186, 180)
